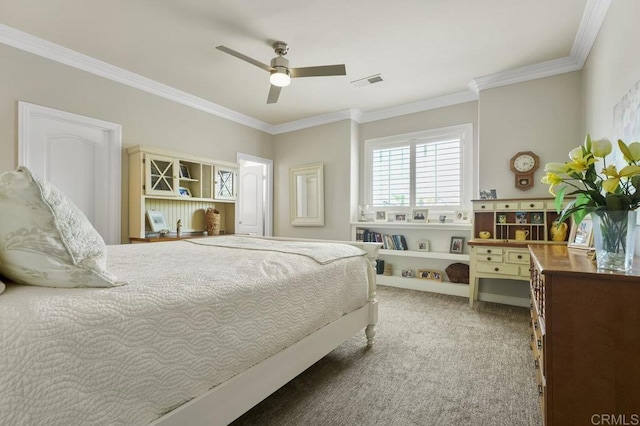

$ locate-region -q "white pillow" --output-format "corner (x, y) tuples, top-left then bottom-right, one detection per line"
(0, 167), (123, 288)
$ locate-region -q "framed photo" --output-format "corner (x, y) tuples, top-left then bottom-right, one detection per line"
(449, 236), (465, 254)
(411, 208), (429, 223)
(568, 216), (594, 249)
(374, 211), (388, 222)
(497, 214), (507, 224)
(146, 210), (169, 233)
(531, 212), (544, 224)
(416, 240), (430, 251)
(515, 211), (527, 224)
(438, 215), (447, 223)
(178, 186), (192, 197)
(479, 189), (497, 200)
(454, 210), (470, 223)
(393, 212), (408, 222)
(431, 270), (443, 282)
(179, 164), (191, 179)
(401, 269), (414, 278)
(417, 269), (431, 279)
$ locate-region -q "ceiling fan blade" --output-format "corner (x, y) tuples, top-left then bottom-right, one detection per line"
(216, 45), (273, 72)
(267, 85), (281, 104)
(290, 64), (346, 78)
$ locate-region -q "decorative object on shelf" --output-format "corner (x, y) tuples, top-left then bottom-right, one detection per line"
(445, 263), (469, 284)
(431, 271), (442, 282)
(179, 163), (191, 179)
(416, 240), (430, 251)
(205, 208), (221, 235)
(515, 211), (527, 223)
(449, 236), (465, 254)
(438, 215), (446, 223)
(542, 134), (640, 271)
(510, 151), (539, 190)
(550, 220), (568, 241)
(567, 215), (594, 249)
(497, 214), (507, 224)
(401, 269), (414, 278)
(417, 269), (431, 279)
(383, 264), (392, 276)
(453, 210), (470, 223)
(158, 229), (170, 237)
(358, 205), (372, 222)
(479, 231), (491, 239)
(176, 219), (182, 238)
(514, 229), (529, 241)
(411, 208), (428, 223)
(178, 187), (192, 197)
(531, 212), (544, 224)
(391, 212), (408, 222)
(146, 210), (169, 233)
(479, 189), (497, 200)
(375, 259), (385, 275)
(374, 211), (387, 222)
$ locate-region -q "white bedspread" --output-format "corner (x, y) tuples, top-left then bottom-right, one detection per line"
(0, 237), (371, 425)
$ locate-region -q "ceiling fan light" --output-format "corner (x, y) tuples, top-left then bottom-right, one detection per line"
(270, 69), (291, 87)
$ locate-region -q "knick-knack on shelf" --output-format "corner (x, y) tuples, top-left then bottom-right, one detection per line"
(177, 219), (182, 238)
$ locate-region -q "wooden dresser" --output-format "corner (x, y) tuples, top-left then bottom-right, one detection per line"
(529, 245), (640, 425)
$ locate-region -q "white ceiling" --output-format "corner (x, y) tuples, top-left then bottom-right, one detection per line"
(0, 0), (594, 127)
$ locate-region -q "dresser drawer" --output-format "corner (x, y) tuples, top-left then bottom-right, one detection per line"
(507, 250), (530, 264)
(474, 202), (494, 211)
(477, 254), (504, 263)
(475, 247), (503, 255)
(496, 201), (518, 210)
(520, 201), (544, 210)
(476, 262), (520, 276)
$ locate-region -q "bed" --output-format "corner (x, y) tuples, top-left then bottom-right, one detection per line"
(0, 167), (380, 425)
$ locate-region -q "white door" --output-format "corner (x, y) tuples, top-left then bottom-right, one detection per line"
(18, 102), (122, 244)
(236, 164), (264, 235)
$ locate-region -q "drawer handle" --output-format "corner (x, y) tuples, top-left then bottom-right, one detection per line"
(494, 267), (499, 272)
(481, 205), (486, 209)
(517, 255), (523, 259)
(537, 339), (542, 349)
(534, 321), (538, 330)
(530, 203), (535, 208)
(487, 257), (491, 261)
(487, 249), (492, 253)
(534, 359), (539, 369)
(538, 385), (543, 396)
(505, 204), (510, 208)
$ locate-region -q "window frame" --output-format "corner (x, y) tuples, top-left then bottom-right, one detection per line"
(364, 123), (474, 213)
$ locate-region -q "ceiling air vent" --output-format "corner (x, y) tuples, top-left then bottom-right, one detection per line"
(351, 74), (384, 88)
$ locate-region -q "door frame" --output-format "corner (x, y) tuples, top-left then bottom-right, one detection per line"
(18, 101), (123, 244)
(236, 152), (273, 237)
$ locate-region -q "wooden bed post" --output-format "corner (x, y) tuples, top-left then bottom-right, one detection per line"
(362, 243), (380, 346)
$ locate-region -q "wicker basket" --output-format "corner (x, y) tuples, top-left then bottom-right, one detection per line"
(205, 208), (220, 235)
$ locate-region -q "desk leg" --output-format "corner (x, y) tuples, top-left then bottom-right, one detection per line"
(469, 276), (480, 307)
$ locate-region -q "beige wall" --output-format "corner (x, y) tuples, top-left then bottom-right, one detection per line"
(0, 44), (273, 243)
(478, 72), (583, 199)
(273, 120), (353, 240)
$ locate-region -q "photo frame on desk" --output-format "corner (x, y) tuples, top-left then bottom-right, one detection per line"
(146, 210), (169, 233)
(568, 216), (594, 250)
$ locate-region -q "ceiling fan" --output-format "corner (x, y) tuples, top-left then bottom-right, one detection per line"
(216, 41), (346, 104)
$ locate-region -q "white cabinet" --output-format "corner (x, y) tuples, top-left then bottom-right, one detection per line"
(351, 222), (472, 297)
(128, 146), (238, 240)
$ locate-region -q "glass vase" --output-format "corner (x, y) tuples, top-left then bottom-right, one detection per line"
(591, 210), (637, 271)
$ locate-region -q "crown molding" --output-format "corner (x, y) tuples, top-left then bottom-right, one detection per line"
(0, 24), (273, 134)
(0, 0), (612, 135)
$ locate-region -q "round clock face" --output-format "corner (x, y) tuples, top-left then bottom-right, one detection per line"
(514, 154), (536, 172)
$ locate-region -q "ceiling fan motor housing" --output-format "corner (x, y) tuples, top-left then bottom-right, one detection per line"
(272, 41), (289, 56)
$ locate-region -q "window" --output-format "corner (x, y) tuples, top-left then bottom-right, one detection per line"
(365, 124), (474, 211)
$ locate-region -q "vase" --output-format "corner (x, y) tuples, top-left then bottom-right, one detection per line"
(591, 210), (637, 271)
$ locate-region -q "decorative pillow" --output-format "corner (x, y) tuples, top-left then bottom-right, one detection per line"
(0, 167), (123, 288)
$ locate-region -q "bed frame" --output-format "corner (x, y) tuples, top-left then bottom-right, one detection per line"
(151, 240), (380, 426)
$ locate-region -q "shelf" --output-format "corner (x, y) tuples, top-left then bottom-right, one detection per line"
(143, 195), (235, 203)
(351, 221), (472, 231)
(376, 274), (469, 298)
(179, 177), (199, 182)
(379, 249), (470, 261)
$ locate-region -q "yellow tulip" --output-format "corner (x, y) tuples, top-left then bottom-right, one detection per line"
(544, 162), (570, 174)
(618, 140), (640, 163)
(628, 142), (640, 162)
(601, 164), (640, 193)
(566, 147), (594, 172)
(541, 172), (564, 195)
(591, 139), (612, 158)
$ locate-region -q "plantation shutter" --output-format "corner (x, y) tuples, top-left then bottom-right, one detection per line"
(371, 145), (410, 206)
(415, 138), (461, 207)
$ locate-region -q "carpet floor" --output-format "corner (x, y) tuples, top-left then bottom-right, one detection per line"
(232, 286), (542, 426)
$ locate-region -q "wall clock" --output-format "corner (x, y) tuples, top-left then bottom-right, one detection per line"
(510, 151), (539, 190)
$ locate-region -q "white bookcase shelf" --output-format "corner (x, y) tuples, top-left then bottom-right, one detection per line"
(376, 275), (469, 297)
(379, 249), (469, 261)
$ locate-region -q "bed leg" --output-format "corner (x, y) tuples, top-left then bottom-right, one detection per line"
(365, 324), (376, 346)
(365, 296), (378, 346)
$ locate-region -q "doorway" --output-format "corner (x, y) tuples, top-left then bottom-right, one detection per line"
(236, 153), (273, 236)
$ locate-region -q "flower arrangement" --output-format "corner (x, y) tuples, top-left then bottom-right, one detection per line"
(542, 134), (640, 224)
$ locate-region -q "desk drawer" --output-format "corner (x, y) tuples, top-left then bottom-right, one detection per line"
(496, 202), (518, 210)
(520, 201), (544, 210)
(474, 202), (494, 211)
(477, 254), (504, 263)
(476, 247), (503, 255)
(507, 250), (530, 264)
(476, 262), (520, 276)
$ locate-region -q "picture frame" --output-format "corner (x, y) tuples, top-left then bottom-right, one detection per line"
(179, 163), (191, 179)
(417, 269), (431, 279)
(431, 270), (443, 282)
(515, 211), (528, 224)
(178, 186), (192, 197)
(568, 216), (594, 249)
(497, 214), (507, 224)
(401, 269), (414, 278)
(453, 210), (470, 223)
(449, 236), (465, 254)
(393, 212), (408, 222)
(479, 189), (497, 200)
(411, 208), (429, 223)
(374, 211), (388, 222)
(416, 240), (430, 251)
(146, 210), (169, 233)
(531, 212), (544, 224)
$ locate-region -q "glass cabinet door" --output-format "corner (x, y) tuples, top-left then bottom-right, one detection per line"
(215, 166), (237, 200)
(145, 154), (178, 196)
